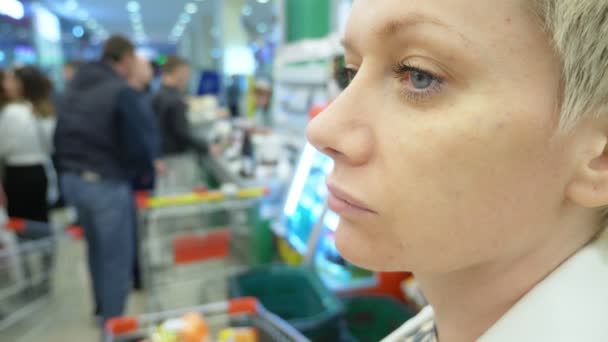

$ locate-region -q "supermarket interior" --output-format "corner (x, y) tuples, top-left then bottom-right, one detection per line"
(3, 0), (608, 341)
(0, 1), (426, 341)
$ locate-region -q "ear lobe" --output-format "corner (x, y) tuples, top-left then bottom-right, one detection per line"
(566, 137), (608, 208)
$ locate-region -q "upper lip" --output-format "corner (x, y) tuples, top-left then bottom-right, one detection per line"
(327, 183), (377, 213)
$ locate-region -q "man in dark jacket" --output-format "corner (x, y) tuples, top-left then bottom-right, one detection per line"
(54, 35), (154, 325)
(152, 56), (208, 156)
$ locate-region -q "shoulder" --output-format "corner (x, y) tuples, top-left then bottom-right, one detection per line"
(479, 228), (608, 341)
(1, 103), (31, 121)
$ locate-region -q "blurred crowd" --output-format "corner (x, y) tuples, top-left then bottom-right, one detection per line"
(0, 35), (215, 329)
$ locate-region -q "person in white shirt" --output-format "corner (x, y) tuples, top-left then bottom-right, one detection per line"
(0, 66), (56, 225)
(307, 0), (608, 341)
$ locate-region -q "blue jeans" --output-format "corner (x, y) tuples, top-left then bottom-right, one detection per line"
(60, 173), (134, 323)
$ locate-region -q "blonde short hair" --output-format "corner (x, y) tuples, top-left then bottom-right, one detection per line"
(532, 1), (608, 129)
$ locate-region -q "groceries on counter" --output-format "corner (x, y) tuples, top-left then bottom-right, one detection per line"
(188, 96), (226, 124)
(141, 312), (259, 342)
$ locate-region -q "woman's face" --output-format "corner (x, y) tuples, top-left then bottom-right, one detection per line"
(307, 0), (577, 273)
(3, 71), (22, 101)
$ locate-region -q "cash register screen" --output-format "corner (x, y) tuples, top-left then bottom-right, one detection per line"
(282, 143), (334, 254)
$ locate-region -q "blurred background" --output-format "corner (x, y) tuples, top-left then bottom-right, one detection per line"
(0, 1), (427, 341)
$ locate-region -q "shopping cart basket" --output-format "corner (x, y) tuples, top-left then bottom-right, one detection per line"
(136, 187), (269, 312)
(0, 217), (55, 330)
(105, 297), (310, 342)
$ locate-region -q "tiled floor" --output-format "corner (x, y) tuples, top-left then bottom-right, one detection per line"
(3, 238), (145, 342)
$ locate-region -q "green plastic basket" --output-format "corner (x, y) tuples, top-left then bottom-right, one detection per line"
(229, 265), (346, 341)
(341, 295), (416, 342)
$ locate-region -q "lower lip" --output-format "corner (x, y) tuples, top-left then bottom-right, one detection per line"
(328, 193), (375, 217)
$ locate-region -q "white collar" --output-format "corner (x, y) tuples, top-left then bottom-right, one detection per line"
(479, 228), (608, 341)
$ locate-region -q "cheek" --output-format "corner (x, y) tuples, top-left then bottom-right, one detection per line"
(365, 109), (564, 271)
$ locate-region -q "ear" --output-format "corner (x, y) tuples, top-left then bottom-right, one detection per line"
(566, 124), (608, 208)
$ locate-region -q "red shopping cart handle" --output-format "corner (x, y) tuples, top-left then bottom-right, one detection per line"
(135, 191), (151, 209)
(106, 316), (138, 335)
(5, 218), (26, 233)
(229, 297), (259, 315)
(67, 225), (84, 239)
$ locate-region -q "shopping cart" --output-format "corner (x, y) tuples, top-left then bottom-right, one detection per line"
(105, 297), (310, 342)
(0, 217), (55, 330)
(136, 186), (269, 312)
(155, 153), (209, 196)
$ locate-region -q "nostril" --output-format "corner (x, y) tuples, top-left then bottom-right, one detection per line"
(323, 147), (342, 159)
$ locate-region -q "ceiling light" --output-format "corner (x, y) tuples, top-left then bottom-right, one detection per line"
(126, 1), (140, 13)
(242, 5), (252, 16)
(257, 0), (269, 3)
(185, 3), (198, 14)
(65, 0), (78, 11)
(179, 13), (191, 24)
(0, 0), (25, 20)
(256, 23), (268, 33)
(72, 25), (84, 38)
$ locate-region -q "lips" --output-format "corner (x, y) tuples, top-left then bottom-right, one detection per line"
(327, 183), (377, 216)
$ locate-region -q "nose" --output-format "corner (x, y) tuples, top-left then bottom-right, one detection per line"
(306, 85), (374, 166)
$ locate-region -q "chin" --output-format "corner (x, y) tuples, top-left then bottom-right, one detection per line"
(334, 219), (408, 272)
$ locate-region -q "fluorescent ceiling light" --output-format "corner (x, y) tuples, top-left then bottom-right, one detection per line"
(242, 5), (252, 16)
(185, 3), (198, 14)
(65, 0), (78, 11)
(0, 0), (25, 20)
(126, 1), (140, 13)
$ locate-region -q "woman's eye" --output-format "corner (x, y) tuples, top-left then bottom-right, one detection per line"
(409, 70), (435, 90)
(393, 62), (443, 103)
(336, 66), (358, 90)
(345, 68), (357, 83)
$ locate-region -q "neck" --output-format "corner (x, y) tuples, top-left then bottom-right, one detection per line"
(108, 62), (126, 79)
(415, 213), (601, 342)
(162, 77), (179, 90)
(129, 80), (144, 91)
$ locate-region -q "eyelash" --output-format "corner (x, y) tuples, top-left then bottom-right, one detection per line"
(342, 62), (444, 104)
(392, 61), (443, 103)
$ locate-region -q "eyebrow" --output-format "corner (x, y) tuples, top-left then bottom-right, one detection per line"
(341, 12), (470, 51)
(377, 13), (452, 37)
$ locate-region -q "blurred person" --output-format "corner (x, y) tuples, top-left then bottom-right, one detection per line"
(307, 0), (608, 341)
(126, 55), (162, 290)
(63, 60), (82, 85)
(0, 66), (56, 224)
(152, 55), (209, 157)
(253, 79), (272, 127)
(226, 75), (241, 118)
(0, 70), (7, 108)
(54, 35), (154, 325)
(127, 55), (163, 187)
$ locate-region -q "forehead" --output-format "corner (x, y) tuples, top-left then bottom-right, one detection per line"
(346, 0), (535, 51)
